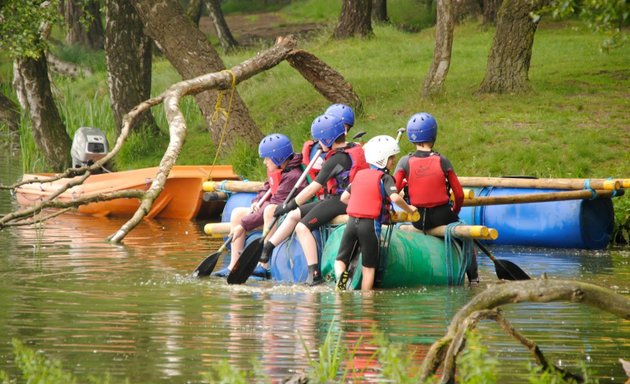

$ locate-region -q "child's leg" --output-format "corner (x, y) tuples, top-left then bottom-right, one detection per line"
(259, 204), (277, 268)
(361, 267), (376, 290)
(227, 207), (251, 270)
(357, 218), (381, 291)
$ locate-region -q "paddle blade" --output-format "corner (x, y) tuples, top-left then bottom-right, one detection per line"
(494, 259), (531, 280)
(192, 251), (221, 278)
(227, 240), (264, 284)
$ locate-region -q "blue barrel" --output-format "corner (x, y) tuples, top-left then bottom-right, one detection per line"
(220, 192), (257, 223)
(459, 187), (614, 249)
(270, 230), (323, 283)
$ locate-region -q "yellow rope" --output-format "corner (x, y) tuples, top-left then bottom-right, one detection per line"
(208, 69), (237, 181)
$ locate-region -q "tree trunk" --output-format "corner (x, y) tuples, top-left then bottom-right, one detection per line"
(62, 0), (104, 49)
(453, 0), (482, 23)
(333, 0), (374, 39)
(186, 0), (204, 26)
(286, 50), (363, 113)
(205, 0), (239, 52)
(13, 58), (71, 171)
(422, 0), (454, 98)
(0, 92), (20, 135)
(105, 0), (159, 136)
(477, 0), (547, 94)
(372, 0), (388, 23)
(482, 0), (501, 25)
(132, 0), (262, 149)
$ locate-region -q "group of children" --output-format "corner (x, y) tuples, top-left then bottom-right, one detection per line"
(213, 104), (476, 290)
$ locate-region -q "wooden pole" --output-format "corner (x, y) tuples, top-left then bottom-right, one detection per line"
(459, 177), (621, 191)
(202, 180), (264, 193)
(399, 224), (499, 240)
(464, 189), (616, 207)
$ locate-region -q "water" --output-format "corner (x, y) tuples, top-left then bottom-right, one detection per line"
(1, 151), (629, 383)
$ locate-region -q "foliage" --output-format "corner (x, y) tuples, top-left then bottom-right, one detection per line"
(203, 359), (266, 384)
(0, 0), (62, 59)
(543, 0), (629, 51)
(372, 330), (423, 383)
(298, 321), (348, 383)
(526, 362), (599, 384)
(0, 338), (120, 384)
(457, 330), (499, 383)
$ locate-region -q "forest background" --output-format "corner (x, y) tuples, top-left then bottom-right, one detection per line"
(0, 0), (629, 240)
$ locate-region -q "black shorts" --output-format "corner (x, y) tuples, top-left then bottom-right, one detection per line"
(299, 196), (347, 231)
(412, 203), (459, 231)
(336, 217), (381, 269)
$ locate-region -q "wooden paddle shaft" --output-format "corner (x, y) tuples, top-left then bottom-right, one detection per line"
(459, 177), (621, 191)
(464, 189), (615, 206)
(398, 224), (499, 240)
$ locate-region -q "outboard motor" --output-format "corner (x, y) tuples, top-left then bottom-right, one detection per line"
(71, 127), (108, 170)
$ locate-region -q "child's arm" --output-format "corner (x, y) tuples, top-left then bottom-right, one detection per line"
(340, 190), (351, 205)
(446, 169), (464, 213)
(389, 192), (417, 214)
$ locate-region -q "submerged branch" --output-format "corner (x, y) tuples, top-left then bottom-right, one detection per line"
(420, 279), (630, 382)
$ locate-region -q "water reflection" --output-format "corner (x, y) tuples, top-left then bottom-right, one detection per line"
(1, 150), (629, 383)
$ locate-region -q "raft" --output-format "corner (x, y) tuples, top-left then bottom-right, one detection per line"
(217, 192), (472, 287)
(459, 187), (615, 249)
(14, 165), (239, 220)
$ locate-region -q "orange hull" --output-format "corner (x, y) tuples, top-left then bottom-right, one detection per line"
(15, 165), (239, 220)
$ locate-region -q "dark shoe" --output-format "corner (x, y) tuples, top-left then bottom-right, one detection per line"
(469, 277), (480, 287)
(252, 264), (271, 280)
(336, 271), (349, 291)
(211, 267), (231, 278)
(259, 242), (276, 263)
(305, 272), (323, 287)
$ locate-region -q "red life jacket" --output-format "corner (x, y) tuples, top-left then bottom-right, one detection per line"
(301, 140), (325, 199)
(347, 169), (388, 219)
(407, 154), (450, 207)
(324, 143), (369, 196)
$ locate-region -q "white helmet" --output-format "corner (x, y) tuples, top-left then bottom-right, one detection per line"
(364, 135), (400, 169)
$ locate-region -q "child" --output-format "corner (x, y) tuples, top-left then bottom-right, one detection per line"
(212, 134), (306, 279)
(335, 135), (418, 291)
(259, 114), (369, 286)
(393, 112), (478, 284)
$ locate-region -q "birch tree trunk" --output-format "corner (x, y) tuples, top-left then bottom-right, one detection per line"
(132, 0), (263, 149)
(478, 0), (548, 93)
(13, 57), (71, 171)
(422, 0), (454, 97)
(333, 0), (374, 39)
(105, 0), (158, 136)
(206, 0), (239, 52)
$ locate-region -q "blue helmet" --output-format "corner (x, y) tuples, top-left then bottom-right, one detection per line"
(325, 103), (355, 127)
(311, 114), (346, 148)
(406, 112), (438, 143)
(258, 133), (294, 167)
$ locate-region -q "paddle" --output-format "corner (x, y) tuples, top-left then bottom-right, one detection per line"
(473, 239), (531, 280)
(227, 148), (324, 284)
(191, 189), (272, 278)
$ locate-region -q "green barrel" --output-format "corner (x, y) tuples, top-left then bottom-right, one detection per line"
(321, 224), (471, 289)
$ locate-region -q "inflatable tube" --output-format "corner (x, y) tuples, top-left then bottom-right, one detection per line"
(321, 225), (471, 288)
(459, 187), (614, 249)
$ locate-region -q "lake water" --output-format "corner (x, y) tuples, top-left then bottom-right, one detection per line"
(1, 151), (628, 383)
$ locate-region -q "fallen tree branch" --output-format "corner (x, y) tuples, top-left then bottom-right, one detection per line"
(420, 279), (630, 382)
(1, 208), (73, 227)
(4, 35), (364, 243)
(0, 190), (145, 228)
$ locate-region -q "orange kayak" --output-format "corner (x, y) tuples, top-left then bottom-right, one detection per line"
(15, 165), (240, 220)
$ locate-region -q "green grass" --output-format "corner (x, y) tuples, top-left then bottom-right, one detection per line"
(2, 7), (629, 181)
